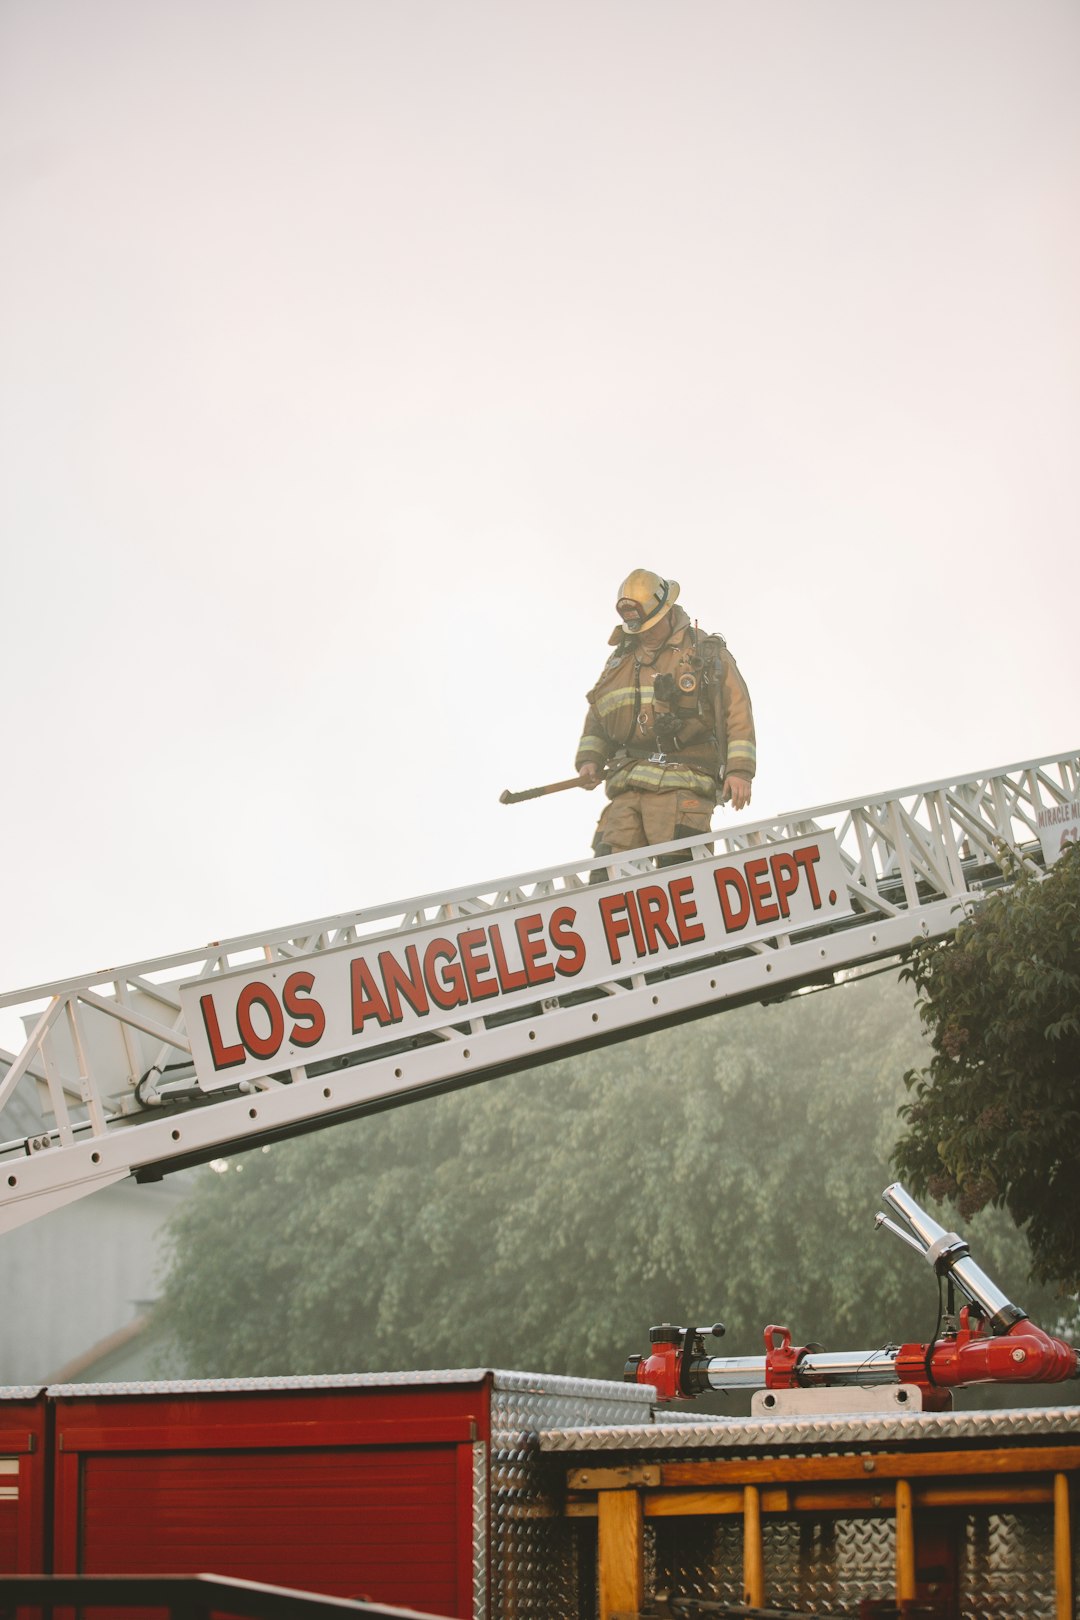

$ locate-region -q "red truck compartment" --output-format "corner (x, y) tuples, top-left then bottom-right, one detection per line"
(0, 1392), (47, 1576)
(50, 1379), (489, 1618)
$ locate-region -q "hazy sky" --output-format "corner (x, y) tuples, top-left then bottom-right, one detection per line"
(2, 0), (1078, 1007)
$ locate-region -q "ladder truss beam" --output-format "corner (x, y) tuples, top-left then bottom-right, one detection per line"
(0, 749), (1076, 1234)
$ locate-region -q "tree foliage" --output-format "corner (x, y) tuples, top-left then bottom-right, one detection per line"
(158, 967), (1071, 1400)
(895, 841), (1080, 1291)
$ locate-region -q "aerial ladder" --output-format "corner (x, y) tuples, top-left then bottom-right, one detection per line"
(0, 749), (1076, 1236)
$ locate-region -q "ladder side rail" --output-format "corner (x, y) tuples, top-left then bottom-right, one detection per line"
(746, 780), (991, 911)
(8, 882), (902, 1163)
(1, 749), (1076, 1216)
(3, 749), (1074, 1015)
(0, 795), (1032, 1138)
(0, 892), (973, 1235)
(775, 747), (1076, 826)
(0, 877), (608, 1009)
(0, 793), (971, 1127)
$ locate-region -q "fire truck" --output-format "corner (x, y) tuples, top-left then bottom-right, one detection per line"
(1, 751), (1078, 1620)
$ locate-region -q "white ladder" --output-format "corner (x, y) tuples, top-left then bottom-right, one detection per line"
(0, 749), (1075, 1235)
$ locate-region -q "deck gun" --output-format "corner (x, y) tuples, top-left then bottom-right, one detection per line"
(624, 1184), (1078, 1411)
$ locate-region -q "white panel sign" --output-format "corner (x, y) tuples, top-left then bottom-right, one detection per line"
(1037, 798), (1080, 866)
(179, 833), (851, 1089)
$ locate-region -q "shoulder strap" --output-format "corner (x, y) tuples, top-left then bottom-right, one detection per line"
(692, 628), (728, 675)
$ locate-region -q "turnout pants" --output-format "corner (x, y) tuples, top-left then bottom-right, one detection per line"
(591, 787), (716, 857)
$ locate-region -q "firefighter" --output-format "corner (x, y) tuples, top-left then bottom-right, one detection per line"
(575, 569), (756, 859)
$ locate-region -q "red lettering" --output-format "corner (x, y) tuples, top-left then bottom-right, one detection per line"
(668, 875), (705, 944)
(379, 945), (429, 1023)
(424, 938), (469, 1008)
(488, 922), (528, 992)
(351, 957), (392, 1031)
(599, 894), (632, 964)
(515, 914), (555, 985)
(745, 857), (780, 925)
(283, 970), (326, 1048)
(550, 905), (586, 977)
(715, 866), (751, 932)
(638, 885), (677, 953)
(794, 844), (823, 907)
(458, 927), (499, 1000)
(200, 993), (245, 1071)
(769, 853), (800, 918)
(236, 981), (285, 1060)
(625, 890), (647, 956)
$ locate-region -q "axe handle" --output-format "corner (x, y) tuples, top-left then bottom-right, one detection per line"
(500, 773), (603, 805)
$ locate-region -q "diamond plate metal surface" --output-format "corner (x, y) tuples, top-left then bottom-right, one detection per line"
(648, 1507), (1077, 1618)
(44, 1366), (661, 1401)
(45, 1367), (501, 1397)
(960, 1509), (1061, 1620)
(532, 1404), (1079, 1619)
(650, 1512), (896, 1614)
(490, 1373), (654, 1620)
(472, 1441), (487, 1620)
(20, 1371), (1079, 1617)
(539, 1403), (1080, 1451)
(653, 1517), (744, 1607)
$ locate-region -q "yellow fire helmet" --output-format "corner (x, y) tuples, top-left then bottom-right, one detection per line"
(615, 569), (680, 634)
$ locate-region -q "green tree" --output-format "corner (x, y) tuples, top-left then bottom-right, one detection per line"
(895, 841), (1080, 1291)
(158, 968), (1069, 1400)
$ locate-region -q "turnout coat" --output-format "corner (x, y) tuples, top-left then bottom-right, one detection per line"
(575, 605), (756, 802)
